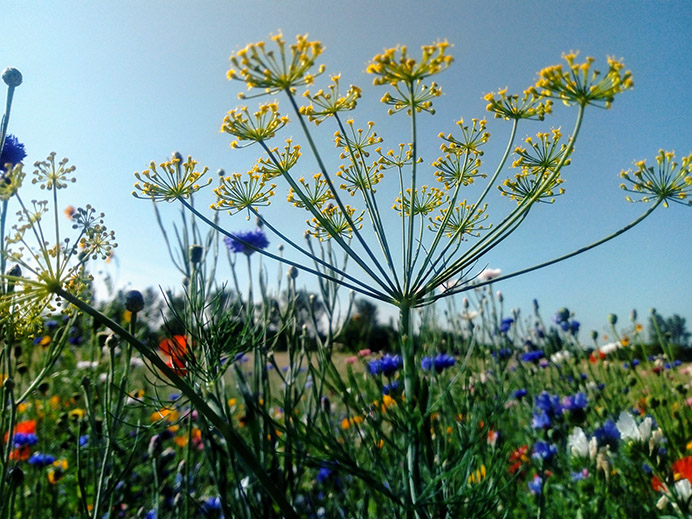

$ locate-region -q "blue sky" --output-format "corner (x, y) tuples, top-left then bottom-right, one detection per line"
(4, 1), (691, 340)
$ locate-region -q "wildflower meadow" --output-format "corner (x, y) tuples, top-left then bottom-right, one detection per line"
(2, 29), (692, 519)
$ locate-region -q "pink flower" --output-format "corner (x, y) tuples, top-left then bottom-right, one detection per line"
(478, 268), (502, 281)
(345, 356), (358, 365)
(358, 349), (372, 357)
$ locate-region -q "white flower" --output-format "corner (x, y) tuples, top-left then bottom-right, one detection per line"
(599, 341), (622, 355)
(675, 478), (692, 502)
(616, 411), (655, 443)
(77, 361), (99, 370)
(478, 268), (502, 281)
(568, 427), (589, 458)
(550, 350), (571, 365)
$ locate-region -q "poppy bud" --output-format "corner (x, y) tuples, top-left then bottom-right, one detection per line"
(105, 334), (119, 350)
(2, 68), (22, 88)
(608, 313), (617, 326)
(7, 466), (24, 486)
(125, 290), (144, 313)
(287, 266), (298, 279)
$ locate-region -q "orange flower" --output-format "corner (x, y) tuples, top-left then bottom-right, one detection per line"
(159, 336), (188, 375)
(673, 456), (692, 482)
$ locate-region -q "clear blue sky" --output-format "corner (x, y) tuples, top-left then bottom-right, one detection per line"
(4, 1), (691, 340)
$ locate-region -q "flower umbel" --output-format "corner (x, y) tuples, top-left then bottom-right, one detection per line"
(301, 74), (362, 124)
(133, 154), (211, 202)
(484, 87), (553, 121)
(536, 52), (633, 108)
(213, 171), (277, 215)
(620, 150), (692, 207)
(221, 102), (289, 148)
(227, 33), (325, 97)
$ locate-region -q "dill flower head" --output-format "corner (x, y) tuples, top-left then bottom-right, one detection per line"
(536, 52), (633, 108)
(221, 102), (289, 148)
(484, 87), (553, 121)
(1, 135), (27, 171)
(224, 229), (269, 255)
(367, 41), (453, 86)
(133, 154), (211, 202)
(213, 170), (276, 215)
(301, 74), (362, 125)
(228, 33), (325, 97)
(620, 150), (692, 207)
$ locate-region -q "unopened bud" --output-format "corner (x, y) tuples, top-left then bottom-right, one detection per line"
(287, 266), (298, 279)
(125, 290), (144, 313)
(171, 151), (182, 162)
(2, 68), (22, 88)
(105, 334), (119, 350)
(608, 313), (618, 326)
(189, 245), (203, 264)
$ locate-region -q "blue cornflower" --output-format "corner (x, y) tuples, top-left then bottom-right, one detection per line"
(421, 353), (456, 373)
(13, 433), (38, 448)
(79, 435), (89, 447)
(520, 350), (545, 363)
(492, 348), (512, 360)
(532, 441), (557, 462)
(534, 392), (562, 417)
(382, 381), (400, 395)
(562, 392), (588, 411)
(514, 389), (528, 400)
(316, 467), (332, 484)
(571, 469), (588, 481)
(368, 354), (402, 376)
(28, 453), (56, 468)
(531, 410), (551, 429)
(0, 135), (26, 172)
(528, 474), (543, 495)
(631, 358), (640, 367)
(569, 320), (580, 335)
(200, 497), (224, 518)
(592, 419), (620, 447)
(498, 317), (514, 334)
(224, 229), (269, 255)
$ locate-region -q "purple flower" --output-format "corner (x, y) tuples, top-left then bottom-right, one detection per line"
(421, 353), (456, 373)
(224, 229), (269, 255)
(0, 134), (26, 172)
(534, 392), (562, 417)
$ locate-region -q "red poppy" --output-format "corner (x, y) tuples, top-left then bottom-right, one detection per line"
(159, 336), (188, 376)
(651, 475), (666, 492)
(508, 445), (529, 474)
(673, 456), (692, 482)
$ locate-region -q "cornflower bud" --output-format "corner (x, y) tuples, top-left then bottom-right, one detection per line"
(125, 290), (144, 313)
(2, 67), (22, 87)
(189, 244), (203, 264)
(105, 334), (119, 350)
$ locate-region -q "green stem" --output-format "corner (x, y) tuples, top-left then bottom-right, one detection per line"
(422, 199), (661, 305)
(53, 287), (302, 519)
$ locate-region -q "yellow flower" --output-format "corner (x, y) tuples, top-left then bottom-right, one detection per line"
(536, 52), (633, 108)
(367, 41), (453, 86)
(213, 170), (276, 215)
(430, 201), (490, 241)
(620, 150), (692, 207)
(221, 102), (289, 148)
(133, 155), (211, 202)
(468, 464), (487, 484)
(306, 203), (363, 241)
(228, 33), (325, 97)
(484, 87), (553, 120)
(301, 74), (362, 124)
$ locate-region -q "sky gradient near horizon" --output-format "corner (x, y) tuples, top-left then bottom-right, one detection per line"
(4, 1), (692, 339)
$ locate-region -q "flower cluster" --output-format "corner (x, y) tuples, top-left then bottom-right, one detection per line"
(367, 353), (402, 376)
(227, 33), (325, 97)
(421, 353), (456, 373)
(620, 150), (692, 207)
(484, 87), (553, 121)
(133, 154), (211, 202)
(221, 102), (289, 149)
(301, 74), (362, 124)
(536, 52), (634, 108)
